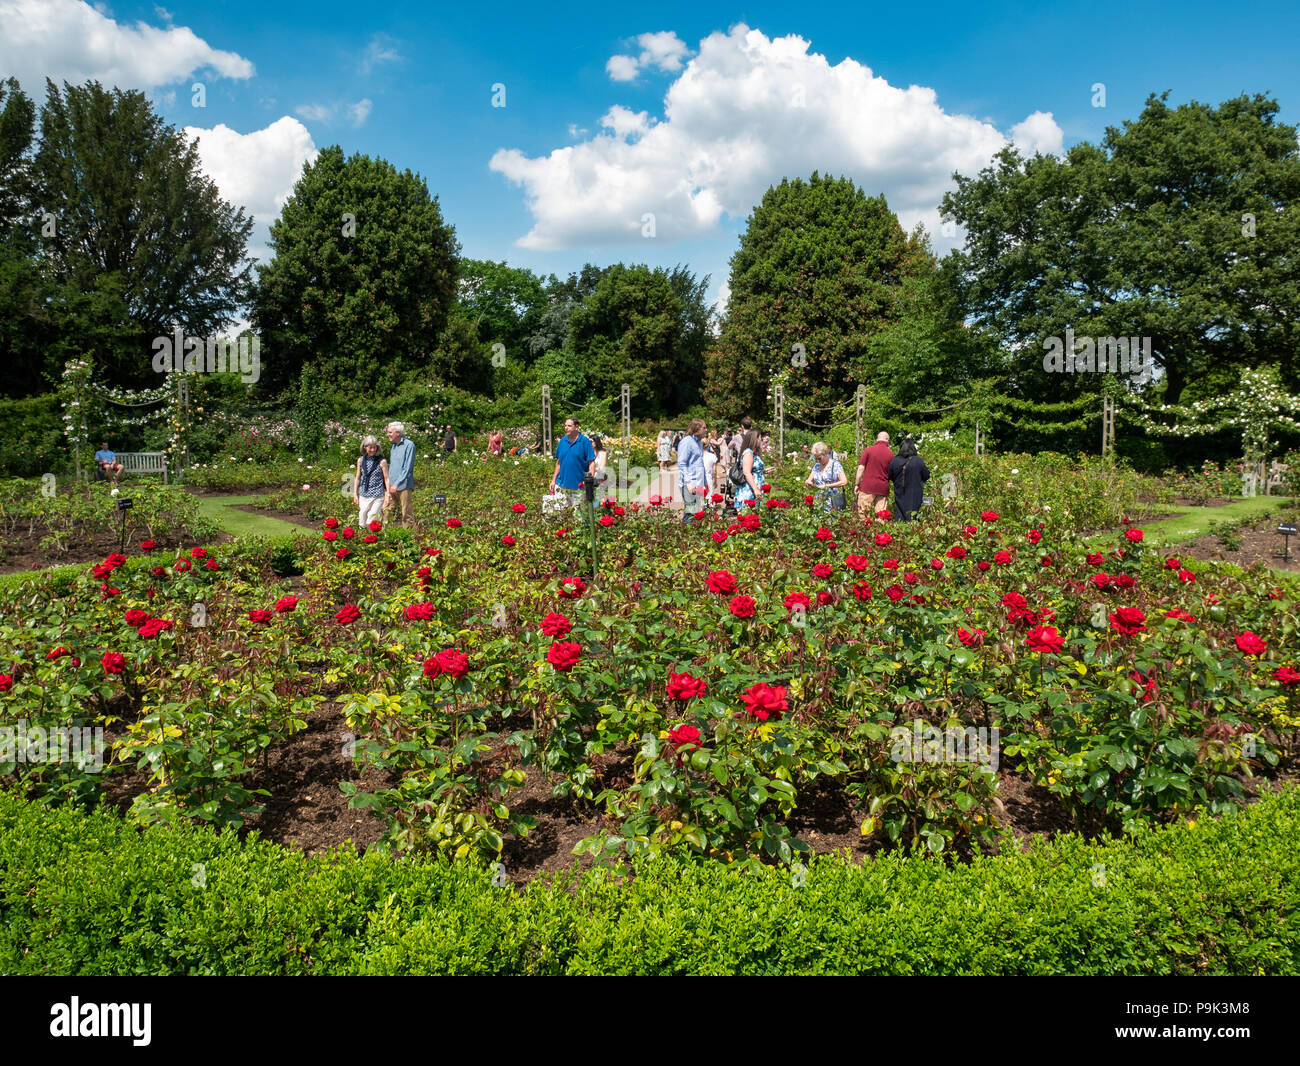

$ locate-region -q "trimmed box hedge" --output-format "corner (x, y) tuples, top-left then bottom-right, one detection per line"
(1, 786), (1297, 975)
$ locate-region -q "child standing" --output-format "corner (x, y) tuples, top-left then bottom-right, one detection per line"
(353, 435), (390, 527)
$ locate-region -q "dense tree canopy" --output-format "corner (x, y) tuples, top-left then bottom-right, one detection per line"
(252, 146), (460, 396)
(941, 92), (1300, 405)
(706, 173), (934, 422)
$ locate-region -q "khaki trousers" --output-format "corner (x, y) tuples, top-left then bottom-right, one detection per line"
(857, 491), (886, 519)
(390, 488), (415, 527)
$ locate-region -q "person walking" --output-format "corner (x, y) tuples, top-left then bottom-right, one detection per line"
(732, 428), (765, 512)
(442, 425), (457, 458)
(353, 435), (390, 528)
(677, 418), (709, 524)
(385, 421), (416, 527)
(805, 442), (848, 512)
(591, 434), (609, 493)
(855, 431), (895, 521)
(888, 438), (931, 522)
(550, 417), (596, 512)
(730, 416), (752, 459)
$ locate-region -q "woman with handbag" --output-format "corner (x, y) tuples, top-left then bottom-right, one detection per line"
(731, 429), (765, 511)
(888, 438), (931, 521)
(805, 442), (848, 513)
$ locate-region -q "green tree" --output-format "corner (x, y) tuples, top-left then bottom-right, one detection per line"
(941, 92), (1300, 405)
(34, 80), (253, 387)
(457, 259), (550, 361)
(252, 145), (460, 396)
(0, 77), (36, 243)
(706, 173), (934, 423)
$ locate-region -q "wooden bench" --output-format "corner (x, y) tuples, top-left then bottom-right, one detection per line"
(93, 452), (169, 484)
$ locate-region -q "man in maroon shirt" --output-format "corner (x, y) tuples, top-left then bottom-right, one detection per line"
(855, 432), (894, 520)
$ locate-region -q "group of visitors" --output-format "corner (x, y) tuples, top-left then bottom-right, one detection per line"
(853, 432), (931, 521)
(350, 422), (416, 528)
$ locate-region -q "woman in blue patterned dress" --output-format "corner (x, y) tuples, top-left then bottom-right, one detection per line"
(733, 429), (765, 511)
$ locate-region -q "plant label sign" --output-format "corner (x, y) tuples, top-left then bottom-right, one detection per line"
(1279, 523), (1298, 535)
(433, 493), (447, 505)
(116, 498), (134, 511)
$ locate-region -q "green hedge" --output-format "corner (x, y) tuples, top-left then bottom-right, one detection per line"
(2, 787), (1297, 974)
(0, 393), (65, 477)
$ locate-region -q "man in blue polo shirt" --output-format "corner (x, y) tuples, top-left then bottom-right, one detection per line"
(550, 417), (595, 512)
(94, 440), (123, 485)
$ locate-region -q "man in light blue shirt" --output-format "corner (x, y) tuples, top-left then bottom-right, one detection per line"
(677, 418), (709, 525)
(94, 440), (123, 485)
(385, 421), (416, 527)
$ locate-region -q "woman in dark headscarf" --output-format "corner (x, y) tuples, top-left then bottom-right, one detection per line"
(887, 438), (930, 521)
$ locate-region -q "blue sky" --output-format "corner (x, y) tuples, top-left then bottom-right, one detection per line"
(3, 0), (1299, 311)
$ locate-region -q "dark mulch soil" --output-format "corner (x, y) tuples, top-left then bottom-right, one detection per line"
(1177, 514), (1300, 574)
(0, 527), (232, 575)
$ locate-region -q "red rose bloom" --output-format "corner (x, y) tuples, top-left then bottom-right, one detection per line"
(760, 483), (771, 494)
(342, 527), (355, 539)
(739, 513), (761, 531)
(1165, 608), (1195, 623)
(740, 682), (787, 721)
(1235, 632), (1268, 656)
(540, 611), (572, 637)
(845, 554), (869, 571)
(274, 595), (297, 613)
(712, 529), (728, 544)
(0, 674), (12, 692)
(784, 591), (812, 612)
(417, 566), (432, 578)
(125, 608), (150, 627)
(174, 559), (191, 572)
(140, 539), (156, 551)
(815, 527), (833, 542)
(1092, 573), (1110, 589)
(875, 510), (891, 522)
(1178, 569), (1195, 584)
(191, 547), (208, 559)
(729, 595), (757, 619)
(152, 567), (166, 577)
(804, 495), (815, 505)
(1109, 607), (1147, 635)
(929, 558), (944, 570)
(1002, 592), (1027, 610)
(614, 506), (626, 516)
(1027, 529), (1042, 544)
(446, 518), (462, 529)
(556, 527), (568, 538)
(812, 563), (833, 579)
(875, 532), (893, 547)
(993, 551), (1012, 565)
(1165, 558), (1181, 570)
(323, 530), (338, 541)
(885, 584), (906, 602)
(667, 670), (707, 701)
(668, 723), (702, 747)
(546, 640), (581, 672)
(707, 570), (738, 594)
(946, 545), (968, 559)
(1115, 574), (1136, 590)
(980, 510), (999, 522)
(335, 604), (361, 624)
(957, 627), (985, 647)
(336, 547), (351, 559)
(853, 580), (873, 600)
(1086, 552), (1106, 567)
(1125, 528), (1144, 543)
(424, 648), (470, 679)
(248, 609), (273, 623)
(1273, 666), (1300, 686)
(1026, 626), (1065, 654)
(501, 534), (516, 546)
(558, 576), (586, 599)
(47, 646), (70, 659)
(324, 518), (339, 529)
(363, 534), (378, 544)
(599, 515), (615, 527)
(648, 495), (662, 506)
(817, 591), (834, 605)
(976, 560), (991, 572)
(204, 559), (220, 571)
(903, 572), (918, 585)
(101, 651), (126, 675)
(138, 618), (173, 638)
(512, 503), (527, 514)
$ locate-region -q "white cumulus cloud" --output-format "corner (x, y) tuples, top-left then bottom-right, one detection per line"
(494, 23), (1063, 251)
(183, 117), (318, 260)
(0, 0), (254, 91)
(1010, 111), (1064, 157)
(605, 30), (691, 81)
(349, 98), (373, 127)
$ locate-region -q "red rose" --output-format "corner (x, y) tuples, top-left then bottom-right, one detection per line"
(1115, 574), (1136, 590)
(502, 534), (516, 546)
(248, 609), (273, 623)
(784, 591), (812, 612)
(667, 670), (707, 701)
(845, 555), (869, 571)
(707, 570), (738, 594)
(152, 567), (166, 577)
(558, 576), (586, 599)
(712, 529), (728, 544)
(962, 525), (976, 538)
(875, 510), (891, 522)
(599, 515), (615, 527)
(1027, 529), (1042, 544)
(47, 646), (70, 659)
(760, 483), (771, 494)
(101, 587), (120, 597)
(957, 627), (985, 647)
(341, 527), (355, 539)
(1164, 558), (1181, 570)
(729, 594), (757, 619)
(101, 651), (126, 675)
(512, 503), (527, 514)
(417, 566), (432, 578)
(946, 545), (968, 559)
(980, 510), (999, 522)
(406, 602), (437, 621)
(336, 547), (351, 559)
(930, 558), (944, 570)
(274, 595), (297, 613)
(740, 682), (787, 721)
(993, 551), (1012, 565)
(426, 548), (442, 557)
(368, 519), (382, 532)
(1178, 569), (1195, 584)
(204, 559), (219, 571)
(976, 560), (990, 572)
(1165, 608), (1195, 623)
(738, 513), (761, 531)
(335, 604), (361, 624)
(815, 527), (833, 542)
(817, 591), (834, 605)
(424, 648), (470, 679)
(1086, 552), (1106, 567)
(124, 608), (150, 627)
(0, 673), (12, 692)
(903, 572), (919, 585)
(1002, 593), (1027, 610)
(649, 495), (662, 506)
(556, 527), (568, 538)
(875, 533), (893, 547)
(1109, 607), (1147, 635)
(804, 495), (815, 505)
(1125, 528), (1144, 543)
(547, 641), (581, 672)
(1092, 573), (1110, 589)
(447, 518), (462, 529)
(324, 518), (339, 529)
(614, 506), (626, 516)
(138, 618), (173, 638)
(140, 539), (156, 551)
(668, 723), (702, 747)
(541, 611), (572, 637)
(885, 584), (905, 602)
(363, 534), (378, 544)
(812, 563), (833, 579)
(1273, 666), (1300, 686)
(323, 530), (338, 541)
(1235, 632), (1267, 656)
(853, 580), (873, 600)
(173, 559), (191, 572)
(1026, 626), (1065, 654)
(190, 547), (207, 559)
